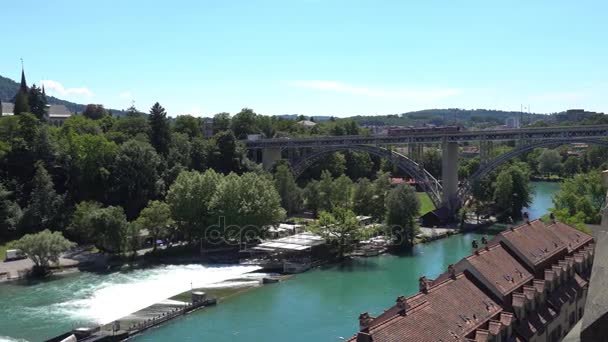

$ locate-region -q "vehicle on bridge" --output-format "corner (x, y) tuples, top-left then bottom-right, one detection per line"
(387, 125), (462, 136)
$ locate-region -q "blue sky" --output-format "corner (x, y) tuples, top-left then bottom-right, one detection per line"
(1, 0), (607, 117)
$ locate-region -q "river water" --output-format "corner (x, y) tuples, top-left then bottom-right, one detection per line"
(0, 182), (560, 342)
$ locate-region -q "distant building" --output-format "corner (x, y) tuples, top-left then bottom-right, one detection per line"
(1, 67), (72, 125)
(47, 104), (72, 126)
(461, 145), (480, 158)
(1, 102), (15, 116)
(558, 109), (603, 122)
(1, 102), (72, 126)
(348, 219), (594, 342)
(297, 119), (317, 127)
(506, 116), (521, 128)
(200, 117), (214, 137)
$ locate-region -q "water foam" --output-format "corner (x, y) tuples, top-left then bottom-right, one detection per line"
(52, 264), (261, 324)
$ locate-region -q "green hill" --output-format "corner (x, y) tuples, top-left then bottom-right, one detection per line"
(350, 108), (548, 128)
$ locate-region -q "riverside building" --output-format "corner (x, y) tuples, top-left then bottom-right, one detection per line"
(349, 217), (594, 342)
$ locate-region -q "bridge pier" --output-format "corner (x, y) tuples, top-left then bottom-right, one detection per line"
(262, 147), (282, 170)
(441, 141), (459, 213)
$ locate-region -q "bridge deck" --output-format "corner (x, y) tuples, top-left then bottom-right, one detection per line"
(245, 125), (608, 148)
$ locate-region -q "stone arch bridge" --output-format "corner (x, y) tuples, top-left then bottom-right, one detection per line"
(246, 125), (608, 216)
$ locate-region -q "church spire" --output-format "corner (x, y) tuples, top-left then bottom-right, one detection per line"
(19, 58), (28, 92)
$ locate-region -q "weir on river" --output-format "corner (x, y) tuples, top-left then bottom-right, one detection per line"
(0, 182), (560, 342)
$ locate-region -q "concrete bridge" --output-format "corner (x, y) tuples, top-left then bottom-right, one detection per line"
(246, 125), (608, 215)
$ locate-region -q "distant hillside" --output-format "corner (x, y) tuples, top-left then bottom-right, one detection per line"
(350, 108), (548, 128)
(0, 74), (126, 116)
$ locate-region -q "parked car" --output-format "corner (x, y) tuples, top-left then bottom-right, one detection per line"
(4, 249), (26, 262)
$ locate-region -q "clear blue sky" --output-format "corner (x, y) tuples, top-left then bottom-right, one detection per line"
(1, 0), (607, 117)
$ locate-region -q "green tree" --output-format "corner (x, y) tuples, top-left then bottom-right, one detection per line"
(317, 171), (335, 211)
(306, 152), (347, 179)
(63, 133), (118, 202)
(89, 206), (129, 254)
(493, 164), (531, 219)
(562, 156), (581, 177)
(125, 105), (142, 117)
(231, 108), (258, 139)
(352, 178), (374, 217)
(174, 115), (202, 138)
(345, 151), (373, 180)
(111, 140), (161, 219)
(385, 183), (420, 250)
(134, 200), (174, 251)
(21, 163), (64, 233)
(149, 102), (171, 155)
(210, 172), (285, 242)
(166, 169), (223, 241)
(552, 172), (605, 224)
(28, 84), (47, 121)
(0, 183), (22, 237)
(67, 201), (102, 243)
(332, 174), (353, 209)
(61, 115), (103, 135)
(11, 229), (75, 275)
(124, 221), (142, 257)
(190, 137), (209, 172)
(213, 112), (231, 134)
(370, 171), (391, 220)
(256, 115), (276, 138)
(538, 149), (562, 176)
(304, 180), (321, 216)
(494, 169), (514, 215)
(510, 163), (532, 209)
(83, 104), (108, 120)
(310, 207), (361, 258)
(274, 164), (301, 215)
(421, 148), (442, 178)
(13, 90), (29, 115)
(110, 116), (151, 142)
(208, 130), (243, 174)
(585, 145), (608, 170)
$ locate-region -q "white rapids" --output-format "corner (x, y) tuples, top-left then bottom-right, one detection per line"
(50, 264), (261, 324)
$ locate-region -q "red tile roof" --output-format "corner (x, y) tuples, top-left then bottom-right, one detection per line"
(349, 273), (502, 342)
(548, 221), (594, 253)
(463, 244), (534, 297)
(494, 220), (568, 268)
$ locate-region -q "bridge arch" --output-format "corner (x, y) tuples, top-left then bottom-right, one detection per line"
(290, 145), (443, 208)
(461, 138), (608, 200)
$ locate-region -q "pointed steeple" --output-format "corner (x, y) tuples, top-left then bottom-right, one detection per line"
(42, 83), (46, 96)
(19, 59), (28, 92)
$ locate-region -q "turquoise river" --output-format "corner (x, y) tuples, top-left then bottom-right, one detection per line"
(0, 182), (560, 342)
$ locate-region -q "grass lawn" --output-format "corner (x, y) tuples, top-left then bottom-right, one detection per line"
(417, 192), (434, 216)
(0, 242), (11, 260)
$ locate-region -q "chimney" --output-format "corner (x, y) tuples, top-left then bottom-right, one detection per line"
(549, 212), (556, 224)
(356, 332), (373, 342)
(523, 212), (530, 224)
(358, 312), (374, 331)
(448, 264), (457, 279)
(396, 296), (409, 315)
(472, 239), (479, 254)
(419, 276), (430, 293)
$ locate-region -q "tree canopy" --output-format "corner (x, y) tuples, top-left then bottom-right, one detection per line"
(11, 229), (75, 272)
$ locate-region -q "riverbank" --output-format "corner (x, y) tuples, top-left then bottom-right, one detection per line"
(0, 181), (561, 342)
